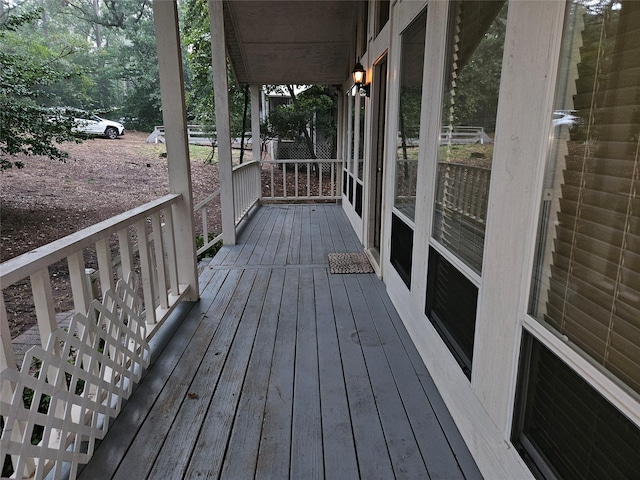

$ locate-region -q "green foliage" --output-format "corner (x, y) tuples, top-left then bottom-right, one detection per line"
(196, 232), (222, 260)
(449, 4), (508, 133)
(1, 0), (163, 162)
(262, 85), (338, 152)
(181, 0), (247, 137)
(399, 86), (422, 140)
(0, 8), (87, 170)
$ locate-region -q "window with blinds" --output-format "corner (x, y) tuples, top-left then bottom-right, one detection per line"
(513, 333), (640, 479)
(529, 0), (640, 397)
(521, 0), (640, 477)
(431, 0), (506, 275)
(425, 0), (506, 379)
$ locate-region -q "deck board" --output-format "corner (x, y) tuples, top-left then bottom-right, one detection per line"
(220, 268), (284, 479)
(314, 268), (360, 479)
(328, 273), (396, 479)
(80, 204), (480, 480)
(291, 267), (323, 479)
(254, 268), (298, 479)
(344, 275), (430, 478)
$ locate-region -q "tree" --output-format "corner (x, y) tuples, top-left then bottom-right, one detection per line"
(450, 4), (508, 133)
(263, 85), (338, 159)
(0, 8), (87, 170)
(54, 0), (162, 130)
(182, 0), (261, 164)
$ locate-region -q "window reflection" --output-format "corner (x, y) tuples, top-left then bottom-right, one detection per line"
(394, 10), (427, 221)
(530, 0), (640, 396)
(431, 1), (507, 274)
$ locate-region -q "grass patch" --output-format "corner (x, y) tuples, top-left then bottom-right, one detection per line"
(439, 143), (494, 162)
(134, 142), (252, 165)
(196, 232), (223, 260)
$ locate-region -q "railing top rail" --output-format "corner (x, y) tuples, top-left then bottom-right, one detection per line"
(1, 193), (182, 286)
(261, 158), (340, 164)
(438, 161), (492, 172)
(232, 160), (261, 172)
(194, 189), (221, 211)
(442, 126), (486, 131)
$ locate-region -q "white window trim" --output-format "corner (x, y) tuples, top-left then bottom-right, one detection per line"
(522, 315), (640, 428)
(428, 239), (482, 287)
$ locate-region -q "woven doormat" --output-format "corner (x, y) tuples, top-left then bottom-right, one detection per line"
(328, 253), (374, 274)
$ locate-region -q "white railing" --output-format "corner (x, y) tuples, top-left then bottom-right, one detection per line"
(435, 162), (491, 222)
(440, 126), (493, 145)
(194, 189), (223, 256)
(232, 161), (261, 224)
(1, 193), (193, 479)
(261, 159), (342, 201)
(146, 125), (216, 146)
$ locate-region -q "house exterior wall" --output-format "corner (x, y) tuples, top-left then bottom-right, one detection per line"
(346, 0), (640, 478)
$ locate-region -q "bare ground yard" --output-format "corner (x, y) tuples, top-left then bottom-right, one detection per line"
(1, 132), (332, 339)
(1, 131), (223, 338)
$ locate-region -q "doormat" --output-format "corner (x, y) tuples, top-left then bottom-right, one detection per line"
(328, 253), (374, 274)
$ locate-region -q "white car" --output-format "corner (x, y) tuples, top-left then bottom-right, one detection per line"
(552, 110), (579, 128)
(74, 115), (125, 139)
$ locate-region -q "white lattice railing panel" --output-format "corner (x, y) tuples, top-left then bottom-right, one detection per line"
(1, 275), (149, 480)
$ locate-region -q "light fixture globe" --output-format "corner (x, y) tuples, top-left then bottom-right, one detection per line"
(352, 61), (365, 86)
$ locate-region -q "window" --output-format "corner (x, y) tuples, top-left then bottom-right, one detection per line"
(390, 9), (427, 285)
(344, 92), (355, 204)
(514, 333), (640, 479)
(376, 0), (390, 36)
(426, 247), (477, 377)
(529, 0), (640, 397)
(391, 213), (413, 287)
(426, 0), (507, 378)
(344, 85), (365, 216)
(431, 0), (507, 275)
(518, 1), (640, 477)
(394, 10), (426, 222)
(356, 90), (366, 217)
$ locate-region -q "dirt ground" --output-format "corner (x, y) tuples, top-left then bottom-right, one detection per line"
(1, 131), (222, 338)
(1, 131), (330, 339)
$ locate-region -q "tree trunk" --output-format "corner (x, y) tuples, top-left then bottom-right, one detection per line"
(40, 0), (48, 36)
(286, 84), (317, 159)
(239, 84), (249, 164)
(92, 0), (102, 49)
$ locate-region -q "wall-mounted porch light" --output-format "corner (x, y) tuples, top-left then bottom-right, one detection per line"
(352, 60), (370, 97)
(352, 61), (365, 85)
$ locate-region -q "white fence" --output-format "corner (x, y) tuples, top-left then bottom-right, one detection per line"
(1, 194), (192, 479)
(261, 159), (342, 201)
(146, 125), (217, 146)
(440, 126), (493, 145)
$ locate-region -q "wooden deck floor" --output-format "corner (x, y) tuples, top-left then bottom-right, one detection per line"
(79, 204), (482, 480)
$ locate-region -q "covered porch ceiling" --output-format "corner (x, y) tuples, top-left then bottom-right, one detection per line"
(222, 0), (359, 86)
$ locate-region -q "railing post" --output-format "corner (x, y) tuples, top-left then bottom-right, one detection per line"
(153, 0), (199, 300)
(251, 84), (262, 202)
(209, 0), (236, 245)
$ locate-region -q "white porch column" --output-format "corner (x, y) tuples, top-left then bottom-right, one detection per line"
(152, 0), (199, 300)
(337, 92), (344, 195)
(208, 0), (236, 245)
(250, 84), (262, 200)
